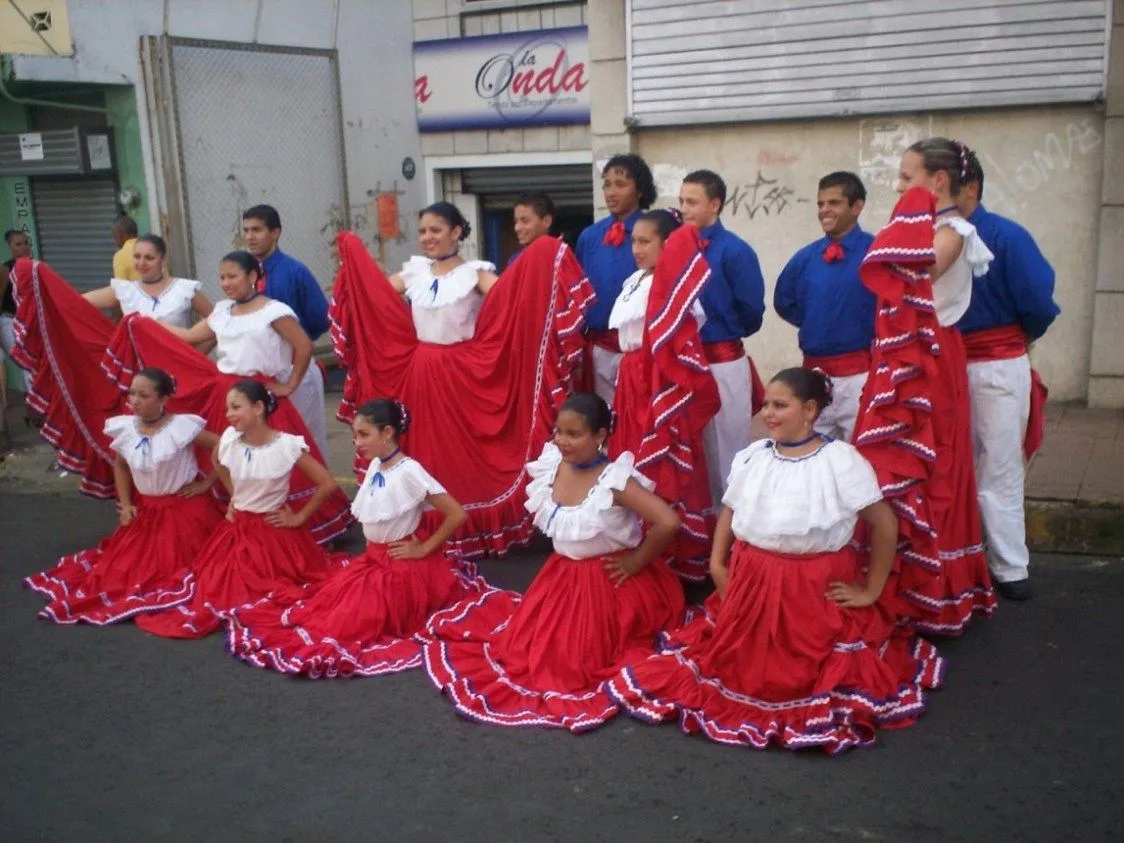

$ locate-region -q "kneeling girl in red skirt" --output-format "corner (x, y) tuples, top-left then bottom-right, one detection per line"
(228, 398), (486, 678)
(607, 369), (945, 754)
(25, 367), (223, 625)
(421, 393), (686, 732)
(136, 380), (340, 639)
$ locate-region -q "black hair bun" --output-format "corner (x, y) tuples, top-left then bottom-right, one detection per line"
(458, 220), (472, 242)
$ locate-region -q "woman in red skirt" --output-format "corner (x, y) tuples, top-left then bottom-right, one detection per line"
(607, 369), (945, 754)
(607, 211), (718, 580)
(329, 209), (593, 559)
(136, 380), (340, 639)
(895, 139), (997, 633)
(24, 367), (223, 625)
(228, 399), (485, 678)
(421, 393), (685, 732)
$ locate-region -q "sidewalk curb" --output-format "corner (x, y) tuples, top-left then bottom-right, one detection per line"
(1026, 499), (1124, 557)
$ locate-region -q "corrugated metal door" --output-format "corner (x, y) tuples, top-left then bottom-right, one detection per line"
(167, 39), (348, 301)
(462, 164), (594, 208)
(30, 178), (119, 292)
(629, 0), (1110, 126)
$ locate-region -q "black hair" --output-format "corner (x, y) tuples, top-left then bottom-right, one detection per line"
(602, 154), (657, 209)
(683, 169), (727, 213)
(243, 204), (282, 231)
(514, 192), (556, 221)
(355, 398), (410, 436)
(230, 379), (277, 417)
(637, 208), (683, 242)
(560, 392), (614, 436)
(221, 250), (262, 279)
(135, 367), (176, 397)
(114, 214), (139, 238)
(770, 368), (834, 418)
(907, 138), (973, 198)
(4, 229), (24, 243)
(817, 171), (867, 205)
(136, 233), (167, 257)
(965, 150), (985, 201)
(420, 201), (472, 242)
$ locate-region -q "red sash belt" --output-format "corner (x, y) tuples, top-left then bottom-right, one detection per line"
(961, 325), (1047, 459)
(703, 341), (765, 415)
(962, 324), (1027, 362)
(802, 350), (871, 378)
(587, 329), (621, 353)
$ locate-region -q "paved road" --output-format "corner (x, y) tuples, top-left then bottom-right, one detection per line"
(2, 490), (1121, 842)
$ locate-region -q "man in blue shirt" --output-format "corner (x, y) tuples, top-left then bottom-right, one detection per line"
(775, 172), (876, 442)
(956, 157), (1060, 602)
(575, 154), (656, 403)
(241, 205), (330, 342)
(679, 169), (766, 501)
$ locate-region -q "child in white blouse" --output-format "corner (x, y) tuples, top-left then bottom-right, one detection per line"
(229, 399), (482, 678)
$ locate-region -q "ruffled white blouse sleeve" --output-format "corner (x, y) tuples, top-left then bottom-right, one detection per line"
(399, 257), (495, 344)
(932, 216), (995, 327)
(607, 268), (707, 353)
(110, 278), (203, 328)
(218, 427), (308, 513)
(723, 439), (883, 554)
(351, 457), (447, 544)
(104, 413), (205, 496)
(524, 443), (654, 560)
(210, 299), (299, 379)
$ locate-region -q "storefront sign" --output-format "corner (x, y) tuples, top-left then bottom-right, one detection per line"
(414, 27), (589, 132)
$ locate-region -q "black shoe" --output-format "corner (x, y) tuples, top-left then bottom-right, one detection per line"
(997, 579), (1033, 601)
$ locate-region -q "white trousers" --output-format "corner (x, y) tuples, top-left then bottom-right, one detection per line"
(967, 355), (1031, 583)
(704, 356), (752, 504)
(591, 345), (622, 406)
(0, 313), (32, 391)
(813, 371), (867, 443)
(290, 361), (329, 459)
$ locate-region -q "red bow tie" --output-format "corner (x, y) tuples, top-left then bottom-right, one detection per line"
(602, 220), (626, 247)
(822, 242), (845, 263)
(255, 259), (267, 293)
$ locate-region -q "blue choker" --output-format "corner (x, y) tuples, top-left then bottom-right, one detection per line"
(936, 205), (960, 216)
(234, 290), (259, 305)
(777, 432), (819, 448)
(574, 453), (609, 470)
(369, 447), (401, 489)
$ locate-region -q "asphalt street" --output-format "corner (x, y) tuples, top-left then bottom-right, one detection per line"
(2, 490), (1122, 842)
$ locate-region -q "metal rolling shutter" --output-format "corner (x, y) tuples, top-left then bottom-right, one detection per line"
(629, 0), (1110, 126)
(462, 165), (594, 208)
(31, 178), (120, 292)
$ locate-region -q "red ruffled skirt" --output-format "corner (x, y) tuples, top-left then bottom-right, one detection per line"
(421, 552), (686, 732)
(605, 541), (945, 754)
(330, 234), (593, 558)
(135, 511), (338, 639)
(24, 493), (223, 625)
(612, 349), (715, 581)
(103, 314), (354, 545)
(227, 542), (485, 678)
(915, 327), (996, 634)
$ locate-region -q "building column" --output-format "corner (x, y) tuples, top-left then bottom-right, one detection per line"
(587, 0), (633, 215)
(1088, 2), (1124, 407)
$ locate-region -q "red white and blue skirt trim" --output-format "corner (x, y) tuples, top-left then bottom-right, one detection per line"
(420, 552), (686, 732)
(604, 541), (945, 755)
(227, 541), (486, 678)
(24, 493), (223, 625)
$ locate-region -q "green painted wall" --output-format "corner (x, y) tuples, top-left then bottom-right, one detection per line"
(104, 86), (150, 235)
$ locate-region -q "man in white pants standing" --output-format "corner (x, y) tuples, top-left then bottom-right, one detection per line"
(679, 170), (766, 503)
(957, 155), (1060, 602)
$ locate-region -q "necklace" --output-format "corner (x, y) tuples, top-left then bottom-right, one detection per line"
(777, 432), (819, 448)
(138, 409), (167, 426)
(139, 275), (166, 286)
(431, 250), (460, 262)
(936, 204), (960, 216)
(234, 289), (259, 305)
(574, 453), (609, 470)
(368, 447), (402, 489)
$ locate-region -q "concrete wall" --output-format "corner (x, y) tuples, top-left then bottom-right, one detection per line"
(635, 109), (1103, 402)
(1088, 0), (1124, 408)
(8, 0), (423, 271)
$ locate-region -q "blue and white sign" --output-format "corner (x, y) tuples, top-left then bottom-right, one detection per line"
(414, 27), (590, 132)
